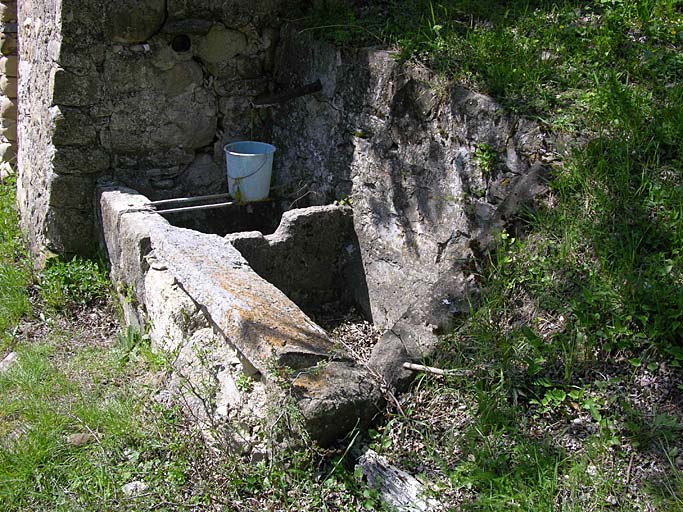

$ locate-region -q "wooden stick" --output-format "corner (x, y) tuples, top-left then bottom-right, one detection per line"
(402, 362), (474, 377)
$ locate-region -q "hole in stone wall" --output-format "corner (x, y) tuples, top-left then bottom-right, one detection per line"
(171, 34), (192, 53)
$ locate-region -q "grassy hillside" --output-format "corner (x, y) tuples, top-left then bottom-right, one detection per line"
(305, 0), (683, 508)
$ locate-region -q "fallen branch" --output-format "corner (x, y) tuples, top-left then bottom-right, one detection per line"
(402, 362), (474, 377)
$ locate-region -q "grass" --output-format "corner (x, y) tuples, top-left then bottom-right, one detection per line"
(0, 177), (31, 351)
(300, 0), (683, 509)
(0, 331), (384, 510)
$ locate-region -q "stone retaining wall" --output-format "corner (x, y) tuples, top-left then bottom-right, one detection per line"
(0, 2), (16, 179)
(272, 27), (557, 332)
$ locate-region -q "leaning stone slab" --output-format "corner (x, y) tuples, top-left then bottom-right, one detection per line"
(152, 224), (381, 445)
(152, 223), (340, 372)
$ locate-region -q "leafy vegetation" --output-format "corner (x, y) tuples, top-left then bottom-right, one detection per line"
(0, 177), (31, 351)
(302, 0), (683, 508)
(38, 256), (110, 312)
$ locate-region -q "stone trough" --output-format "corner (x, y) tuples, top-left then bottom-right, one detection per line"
(99, 185), (390, 449)
(13, 0), (557, 452)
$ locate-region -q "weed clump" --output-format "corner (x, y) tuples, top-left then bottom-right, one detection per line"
(38, 256), (110, 312)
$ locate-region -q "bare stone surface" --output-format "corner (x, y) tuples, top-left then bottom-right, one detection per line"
(272, 27), (554, 336)
(226, 204), (363, 314)
(197, 24), (248, 76)
(17, 0), (62, 261)
(0, 351), (17, 373)
(99, 186), (167, 308)
(152, 223), (339, 372)
(105, 1), (166, 44)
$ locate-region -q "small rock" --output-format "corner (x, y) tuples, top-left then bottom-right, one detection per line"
(0, 352), (18, 373)
(122, 480), (148, 496)
(67, 432), (97, 447)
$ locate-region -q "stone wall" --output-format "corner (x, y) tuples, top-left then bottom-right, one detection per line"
(17, 0), (286, 261)
(0, 2), (16, 178)
(272, 27), (556, 330)
(16, 0), (62, 260)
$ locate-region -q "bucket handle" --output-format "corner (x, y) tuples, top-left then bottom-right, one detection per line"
(227, 153), (271, 181)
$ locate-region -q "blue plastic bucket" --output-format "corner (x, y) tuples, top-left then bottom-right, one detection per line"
(224, 141), (276, 202)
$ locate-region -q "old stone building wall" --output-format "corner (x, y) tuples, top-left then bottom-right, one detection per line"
(0, 2), (17, 178)
(16, 0), (62, 260)
(17, 0), (286, 262)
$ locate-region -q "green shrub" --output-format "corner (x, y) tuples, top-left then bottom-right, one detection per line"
(38, 257), (110, 311)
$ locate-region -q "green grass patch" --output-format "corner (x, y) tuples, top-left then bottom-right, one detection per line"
(0, 178), (31, 349)
(0, 336), (385, 511)
(300, 1), (683, 508)
(38, 256), (110, 313)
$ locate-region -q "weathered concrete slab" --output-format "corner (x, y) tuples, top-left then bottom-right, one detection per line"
(226, 204), (364, 315)
(152, 223), (342, 372)
(99, 185), (168, 309)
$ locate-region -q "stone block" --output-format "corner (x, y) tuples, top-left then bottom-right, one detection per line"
(0, 33), (16, 55)
(162, 18), (213, 35)
(236, 54), (263, 79)
(0, 351), (18, 373)
(152, 224), (340, 373)
(52, 146), (110, 175)
(50, 107), (97, 146)
(0, 55), (17, 77)
(197, 24), (248, 77)
(103, 51), (217, 152)
(162, 60), (203, 97)
(0, 141), (15, 161)
(52, 68), (100, 106)
(0, 160), (12, 179)
(144, 266), (208, 354)
(227, 205), (356, 312)
(98, 186), (169, 302)
(47, 174), (96, 209)
(177, 153), (226, 196)
(105, 1), (166, 43)
(44, 206), (97, 256)
(0, 3), (17, 23)
(0, 74), (16, 98)
(0, 117), (15, 140)
(0, 96), (15, 119)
